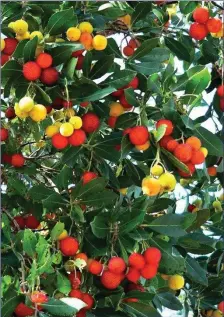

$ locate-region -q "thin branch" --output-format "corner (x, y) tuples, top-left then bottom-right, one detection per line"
(211, 1), (224, 10)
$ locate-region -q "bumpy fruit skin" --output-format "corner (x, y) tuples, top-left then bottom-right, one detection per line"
(82, 293), (94, 310)
(174, 144), (193, 163)
(186, 136), (201, 150)
(25, 215), (40, 229)
(144, 247), (161, 265)
(135, 141), (150, 151)
(79, 32), (93, 50)
(23, 61), (41, 81)
(189, 23), (208, 40)
(191, 150), (205, 165)
(128, 253), (146, 270)
(178, 162), (195, 178)
(206, 18), (222, 33)
(82, 171), (98, 184)
(218, 301), (224, 313)
(108, 116), (117, 128)
(168, 275), (185, 290)
(2, 38), (18, 55)
(207, 166), (217, 176)
(129, 126), (149, 145)
(142, 177), (161, 196)
(18, 97), (34, 112)
(52, 133), (69, 150)
(101, 270), (121, 289)
(11, 154), (25, 168)
(217, 85), (224, 97)
(140, 264), (158, 279)
(68, 129), (86, 147)
(40, 67), (59, 86)
(109, 102), (124, 117)
(68, 271), (82, 288)
(82, 113), (100, 133)
(57, 229), (68, 241)
(88, 259), (103, 275)
(126, 267), (141, 283)
(31, 291), (48, 304)
(45, 125), (59, 138)
(151, 165), (164, 176)
(29, 104), (47, 122)
(0, 128), (9, 141)
(166, 139), (179, 152)
(92, 35), (107, 51)
(159, 172), (176, 192)
(14, 20), (28, 35)
(1, 54), (10, 66)
(30, 31), (43, 43)
(108, 257), (126, 274)
(13, 216), (26, 229)
(59, 122), (74, 137)
(36, 53), (53, 69)
(156, 119), (173, 136)
(193, 7), (209, 24)
(69, 289), (83, 299)
(123, 46), (134, 56)
(14, 303), (35, 317)
(5, 107), (16, 119)
(129, 39), (139, 49)
(75, 253), (88, 263)
(159, 135), (173, 149)
(66, 27), (81, 41)
(60, 236), (79, 256)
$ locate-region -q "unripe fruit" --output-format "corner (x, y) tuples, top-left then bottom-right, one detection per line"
(66, 27), (81, 41)
(68, 129), (86, 147)
(57, 229), (68, 240)
(45, 125), (59, 138)
(129, 126), (149, 145)
(1, 38), (5, 51)
(135, 141), (150, 151)
(110, 102), (124, 117)
(31, 291), (48, 304)
(40, 67), (59, 86)
(11, 154), (25, 168)
(82, 293), (94, 310)
(212, 200), (222, 212)
(5, 107), (16, 119)
(88, 259), (103, 275)
(161, 274), (170, 280)
(217, 85), (224, 97)
(69, 289), (83, 299)
(25, 215), (40, 229)
(190, 150), (205, 165)
(60, 236), (79, 256)
(108, 257), (126, 274)
(157, 234), (170, 242)
(123, 46), (134, 56)
(79, 32), (93, 50)
(206, 18), (222, 33)
(92, 35), (107, 51)
(144, 247), (161, 265)
(30, 31), (44, 43)
(193, 7), (209, 24)
(142, 177), (161, 196)
(101, 270), (121, 289)
(126, 267), (141, 283)
(79, 22), (93, 34)
(82, 171), (98, 185)
(118, 14), (131, 26)
(14, 303), (35, 317)
(2, 38), (18, 55)
(14, 20), (28, 35)
(174, 144), (193, 163)
(151, 165), (164, 176)
(207, 166), (217, 176)
(0, 128), (9, 141)
(29, 104), (47, 122)
(166, 139), (178, 152)
(108, 116), (117, 128)
(14, 103), (29, 119)
(128, 253), (146, 270)
(140, 264), (158, 279)
(64, 108), (75, 118)
(36, 53), (53, 69)
(75, 253), (88, 263)
(156, 119), (173, 136)
(16, 31), (30, 41)
(168, 275), (185, 290)
(158, 172), (176, 191)
(189, 23), (208, 40)
(60, 122), (74, 137)
(178, 162), (195, 178)
(23, 61), (41, 81)
(200, 147), (208, 158)
(52, 133), (69, 150)
(82, 113), (100, 133)
(18, 97), (35, 112)
(69, 116), (83, 129)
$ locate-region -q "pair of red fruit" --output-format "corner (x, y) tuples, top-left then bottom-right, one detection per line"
(13, 214), (40, 230)
(1, 37), (18, 65)
(14, 291), (48, 317)
(123, 38), (140, 57)
(2, 152), (25, 168)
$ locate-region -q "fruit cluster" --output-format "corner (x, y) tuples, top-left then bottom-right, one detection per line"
(14, 96), (47, 121)
(8, 19), (44, 43)
(142, 170), (176, 196)
(13, 214), (40, 229)
(2, 153), (25, 168)
(1, 37), (18, 65)
(189, 7), (222, 40)
(123, 38), (140, 57)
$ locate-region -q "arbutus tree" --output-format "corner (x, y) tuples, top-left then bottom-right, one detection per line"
(1, 1), (224, 317)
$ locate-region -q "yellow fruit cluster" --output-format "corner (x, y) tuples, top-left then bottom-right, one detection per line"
(8, 19), (43, 43)
(66, 21), (107, 51)
(14, 97), (47, 122)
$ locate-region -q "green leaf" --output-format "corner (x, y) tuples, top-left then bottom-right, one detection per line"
(42, 298), (77, 316)
(124, 88), (140, 107)
(201, 41), (219, 63)
(121, 135), (133, 158)
(56, 166), (73, 190)
(103, 69), (137, 89)
(129, 38), (159, 61)
(155, 292), (183, 311)
(89, 55), (114, 80)
(43, 193), (68, 210)
(194, 127), (222, 157)
(23, 36), (38, 62)
(122, 302), (162, 317)
(51, 222), (65, 241)
(57, 272), (71, 295)
(1, 60), (22, 78)
(34, 84), (52, 104)
(91, 215), (108, 238)
(1, 292), (24, 317)
(165, 37), (191, 62)
(187, 209), (210, 232)
(50, 44), (83, 66)
(147, 73), (162, 94)
(23, 229), (37, 257)
(185, 68), (211, 102)
(119, 210), (146, 235)
(29, 185), (55, 201)
(76, 86), (116, 103)
(131, 2), (152, 26)
(161, 148), (189, 173)
(82, 51), (92, 78)
(129, 61), (162, 76)
(94, 145), (120, 163)
(147, 214), (187, 237)
(179, 1), (198, 14)
(12, 39), (28, 58)
(125, 160), (145, 187)
(72, 177), (107, 199)
(140, 47), (170, 63)
(103, 38), (122, 58)
(155, 124), (166, 142)
(47, 8), (76, 35)
(147, 198), (175, 213)
(61, 146), (83, 167)
(115, 112), (138, 129)
(64, 57), (77, 80)
(185, 255), (208, 286)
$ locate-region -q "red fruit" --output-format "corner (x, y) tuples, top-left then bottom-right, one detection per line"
(88, 260), (103, 275)
(69, 289), (83, 299)
(52, 133), (69, 150)
(123, 298), (138, 303)
(206, 18), (222, 33)
(129, 126), (149, 145)
(69, 271), (82, 289)
(218, 301), (224, 313)
(120, 94), (132, 109)
(140, 264), (158, 279)
(5, 107), (16, 119)
(3, 38), (18, 55)
(82, 171), (98, 185)
(59, 236), (79, 256)
(156, 119), (173, 136)
(126, 267), (141, 283)
(144, 247), (162, 265)
(40, 67), (59, 86)
(123, 46), (134, 56)
(23, 61), (41, 81)
(166, 139), (178, 152)
(25, 215), (40, 229)
(178, 162), (196, 178)
(129, 39), (139, 49)
(76, 55), (84, 70)
(159, 135), (173, 149)
(0, 128), (9, 141)
(31, 291), (48, 304)
(62, 100), (73, 108)
(68, 129), (86, 147)
(36, 53), (53, 69)
(100, 270), (122, 289)
(220, 98), (224, 111)
(80, 102), (89, 108)
(52, 97), (63, 110)
(82, 113), (100, 133)
(11, 154), (25, 168)
(2, 153), (12, 164)
(82, 293), (94, 310)
(217, 85), (224, 98)
(127, 77), (139, 89)
(108, 257), (126, 274)
(13, 216), (25, 229)
(76, 309), (86, 317)
(1, 54), (10, 66)
(46, 106), (53, 114)
(190, 150), (205, 165)
(188, 204), (196, 212)
(186, 136), (201, 151)
(111, 89), (123, 97)
(128, 253), (146, 270)
(189, 23), (208, 40)
(14, 303), (35, 317)
(174, 144), (193, 163)
(108, 116), (118, 128)
(72, 49), (85, 57)
(127, 283), (145, 292)
(193, 7), (209, 24)
(123, 128), (132, 136)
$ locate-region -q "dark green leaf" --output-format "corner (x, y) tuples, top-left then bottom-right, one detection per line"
(1, 292), (24, 317)
(29, 185), (55, 201)
(131, 2), (152, 26)
(50, 44), (83, 66)
(89, 55), (114, 80)
(42, 298), (77, 316)
(194, 127), (222, 157)
(148, 214), (187, 237)
(124, 88), (140, 107)
(155, 292), (183, 310)
(161, 148), (189, 173)
(122, 302), (162, 317)
(23, 36), (38, 62)
(185, 255), (208, 286)
(23, 229), (37, 257)
(165, 37), (191, 62)
(129, 38), (159, 61)
(47, 8), (76, 35)
(61, 146), (83, 167)
(91, 215), (108, 238)
(103, 69), (137, 89)
(115, 112), (138, 129)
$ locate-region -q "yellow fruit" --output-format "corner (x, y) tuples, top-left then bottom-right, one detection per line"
(1, 38), (5, 51)
(213, 200), (222, 212)
(35, 45), (44, 57)
(118, 14), (131, 27)
(13, 19), (28, 35)
(14, 103), (29, 119)
(69, 116), (82, 129)
(8, 22), (15, 31)
(135, 141), (150, 151)
(29, 104), (47, 122)
(55, 38), (65, 43)
(60, 122), (74, 137)
(151, 164), (164, 176)
(200, 147), (208, 158)
(78, 22), (93, 34)
(66, 27), (81, 41)
(16, 31), (30, 41)
(30, 31), (44, 43)
(142, 177), (161, 196)
(119, 188), (128, 195)
(109, 102), (124, 117)
(167, 5), (177, 17)
(64, 108), (75, 118)
(205, 310), (213, 317)
(168, 275), (185, 290)
(213, 310), (223, 317)
(18, 97), (34, 112)
(161, 274), (170, 281)
(57, 229), (68, 241)
(45, 125), (59, 138)
(92, 35), (107, 51)
(159, 172), (176, 192)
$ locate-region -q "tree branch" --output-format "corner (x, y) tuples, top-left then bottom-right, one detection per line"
(211, 1), (224, 10)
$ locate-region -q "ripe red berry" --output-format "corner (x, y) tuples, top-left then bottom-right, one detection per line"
(100, 270), (122, 289)
(76, 55), (84, 70)
(40, 67), (59, 86)
(13, 216), (25, 229)
(25, 215), (40, 229)
(189, 23), (208, 40)
(62, 100), (73, 108)
(72, 49), (85, 57)
(3, 38), (18, 55)
(52, 97), (63, 110)
(190, 150), (205, 165)
(144, 247), (162, 265)
(30, 291), (48, 304)
(206, 18), (222, 33)
(111, 89), (123, 97)
(127, 77), (139, 89)
(156, 119), (173, 136)
(80, 102), (89, 108)
(52, 133), (69, 150)
(82, 113), (100, 133)
(76, 309), (86, 317)
(120, 94), (132, 109)
(140, 264), (158, 279)
(128, 253), (146, 270)
(129, 126), (149, 145)
(186, 136), (201, 151)
(123, 46), (134, 57)
(193, 7), (209, 24)
(126, 267), (141, 283)
(45, 106), (53, 114)
(108, 257), (126, 274)
(59, 236), (79, 256)
(23, 61), (41, 81)
(69, 289), (83, 299)
(218, 301), (224, 314)
(11, 153), (25, 168)
(5, 107), (16, 119)
(0, 128), (9, 141)
(166, 139), (178, 152)
(82, 171), (98, 185)
(108, 116), (118, 128)
(14, 303), (35, 317)
(68, 129), (86, 147)
(129, 39), (139, 49)
(1, 54), (10, 66)
(217, 85), (224, 98)
(178, 162), (196, 178)
(188, 204), (196, 212)
(88, 260), (103, 275)
(36, 53), (53, 69)
(174, 144), (193, 163)
(82, 293), (94, 310)
(159, 135), (173, 149)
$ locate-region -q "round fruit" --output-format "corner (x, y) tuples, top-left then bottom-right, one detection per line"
(13, 216), (25, 229)
(159, 135), (173, 149)
(166, 139), (179, 152)
(16, 32), (30, 41)
(57, 229), (68, 241)
(40, 67), (59, 86)
(2, 38), (18, 55)
(60, 236), (79, 256)
(189, 23), (208, 40)
(66, 27), (81, 41)
(129, 39), (139, 49)
(126, 267), (141, 283)
(108, 257), (126, 274)
(18, 96), (35, 112)
(69, 116), (82, 129)
(36, 53), (53, 69)
(13, 20), (28, 35)
(88, 259), (103, 275)
(200, 147), (208, 157)
(123, 46), (134, 56)
(207, 166), (217, 176)
(108, 116), (117, 128)
(156, 119), (173, 136)
(82, 113), (100, 133)
(119, 188), (128, 195)
(0, 128), (9, 141)
(144, 247), (161, 265)
(119, 94), (132, 109)
(123, 298), (138, 303)
(30, 31), (44, 43)
(142, 177), (161, 196)
(129, 126), (149, 145)
(23, 61), (41, 81)
(178, 162), (196, 178)
(31, 291), (48, 304)
(127, 77), (139, 89)
(14, 303), (35, 317)
(151, 165), (164, 176)
(168, 274), (185, 290)
(45, 125), (59, 138)
(29, 104), (47, 122)
(82, 293), (94, 310)
(174, 144), (193, 163)
(60, 123), (74, 137)
(11, 154), (25, 168)
(110, 102), (124, 117)
(128, 253), (145, 270)
(1, 38), (5, 51)
(101, 270), (121, 289)
(213, 310), (222, 317)
(69, 289), (83, 299)
(62, 100), (73, 108)
(158, 172), (176, 192)
(135, 141), (150, 151)
(186, 136), (201, 151)
(92, 35), (107, 51)
(206, 18), (222, 33)
(25, 215), (40, 229)
(52, 133), (69, 150)
(140, 264), (158, 279)
(190, 150), (205, 165)
(79, 32), (93, 50)
(217, 85), (224, 97)
(68, 129), (86, 146)
(5, 107), (16, 119)
(76, 309), (86, 317)
(212, 200), (222, 212)
(14, 103), (29, 119)
(218, 301), (224, 313)
(1, 54), (10, 66)
(82, 171), (98, 185)
(193, 7), (209, 24)
(79, 22), (93, 34)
